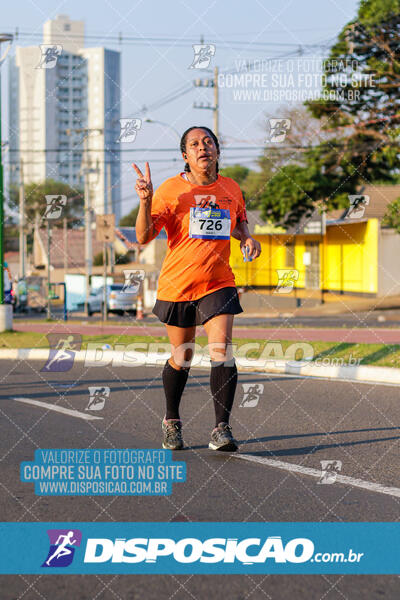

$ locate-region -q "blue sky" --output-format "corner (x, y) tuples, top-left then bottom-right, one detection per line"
(2, 0), (360, 218)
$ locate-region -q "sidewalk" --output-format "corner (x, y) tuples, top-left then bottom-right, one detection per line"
(238, 290), (400, 317)
(2, 346), (400, 387)
(11, 321), (400, 343)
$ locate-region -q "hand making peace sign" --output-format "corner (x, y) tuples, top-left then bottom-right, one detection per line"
(132, 162), (153, 203)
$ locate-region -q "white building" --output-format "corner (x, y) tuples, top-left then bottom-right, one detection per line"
(8, 14), (121, 223)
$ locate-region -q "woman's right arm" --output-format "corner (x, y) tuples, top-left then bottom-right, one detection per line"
(132, 162), (156, 244)
(136, 197), (156, 244)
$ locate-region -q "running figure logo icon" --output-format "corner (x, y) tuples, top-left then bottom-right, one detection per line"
(41, 334), (82, 373)
(36, 44), (62, 69)
(121, 269), (145, 293)
(318, 460), (342, 484)
(268, 118), (291, 143)
(189, 44), (216, 69)
(346, 195), (370, 219)
(117, 118), (142, 143)
(44, 195), (67, 220)
(86, 386), (110, 411)
(42, 529), (82, 568)
(240, 383), (264, 407)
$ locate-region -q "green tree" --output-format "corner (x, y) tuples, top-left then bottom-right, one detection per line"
(219, 165), (250, 186)
(383, 197), (400, 232)
(220, 163), (277, 210)
(219, 165), (255, 208)
(8, 179), (84, 229)
(244, 104), (330, 216)
(119, 205), (140, 227)
(241, 159), (274, 210)
(258, 0), (400, 226)
(307, 1), (400, 145)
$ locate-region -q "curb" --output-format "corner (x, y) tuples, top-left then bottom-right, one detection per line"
(1, 348), (399, 386)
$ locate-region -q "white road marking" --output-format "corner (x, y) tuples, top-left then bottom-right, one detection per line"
(236, 454), (400, 498)
(247, 371), (400, 388)
(11, 397), (103, 421)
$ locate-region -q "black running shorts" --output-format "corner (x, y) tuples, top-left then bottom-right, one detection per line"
(152, 286), (243, 327)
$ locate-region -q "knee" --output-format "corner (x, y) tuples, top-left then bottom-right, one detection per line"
(208, 342), (233, 363)
(169, 346), (193, 370)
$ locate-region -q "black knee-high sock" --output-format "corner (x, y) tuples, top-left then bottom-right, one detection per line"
(163, 359), (190, 420)
(210, 359), (238, 427)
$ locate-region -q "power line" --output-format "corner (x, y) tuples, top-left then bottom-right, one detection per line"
(6, 146), (288, 153)
(6, 38), (333, 128)
(135, 85), (193, 116)
(10, 29), (338, 50)
(129, 42), (332, 118)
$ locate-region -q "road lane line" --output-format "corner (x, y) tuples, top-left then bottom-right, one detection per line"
(236, 454), (400, 498)
(249, 371), (400, 388)
(11, 397), (103, 421)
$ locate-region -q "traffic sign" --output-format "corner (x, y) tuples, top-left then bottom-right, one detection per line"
(96, 214), (115, 242)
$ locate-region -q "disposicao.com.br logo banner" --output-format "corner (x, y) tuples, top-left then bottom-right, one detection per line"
(0, 523), (398, 574)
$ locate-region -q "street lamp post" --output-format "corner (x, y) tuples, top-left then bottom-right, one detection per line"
(0, 33), (13, 332)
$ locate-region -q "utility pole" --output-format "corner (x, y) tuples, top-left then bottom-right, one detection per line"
(103, 239), (107, 321)
(0, 84), (3, 307)
(83, 134), (92, 314)
(193, 66), (219, 136)
(213, 66), (219, 137)
(67, 126), (102, 315)
(320, 212), (326, 305)
(107, 162), (114, 274)
(63, 216), (67, 273)
(0, 33), (13, 332)
(46, 220), (52, 319)
(96, 214), (115, 322)
(19, 158), (26, 280)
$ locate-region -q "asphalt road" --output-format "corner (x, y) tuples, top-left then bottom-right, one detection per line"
(0, 360), (399, 599)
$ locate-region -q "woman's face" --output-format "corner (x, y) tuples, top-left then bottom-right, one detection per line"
(182, 128), (218, 173)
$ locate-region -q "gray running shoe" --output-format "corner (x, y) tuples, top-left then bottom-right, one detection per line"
(209, 422), (239, 452)
(162, 418), (184, 450)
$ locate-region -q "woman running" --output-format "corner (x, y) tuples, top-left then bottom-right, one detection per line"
(133, 126), (261, 452)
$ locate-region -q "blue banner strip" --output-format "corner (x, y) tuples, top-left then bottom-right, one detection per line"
(0, 522), (398, 574)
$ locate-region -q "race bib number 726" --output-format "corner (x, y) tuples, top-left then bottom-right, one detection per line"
(189, 207), (231, 240)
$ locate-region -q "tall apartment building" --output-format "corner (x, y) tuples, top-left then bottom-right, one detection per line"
(9, 14), (121, 223)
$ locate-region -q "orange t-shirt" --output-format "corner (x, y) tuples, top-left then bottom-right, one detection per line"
(148, 173), (247, 302)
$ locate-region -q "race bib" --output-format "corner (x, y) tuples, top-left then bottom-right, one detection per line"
(189, 207), (231, 240)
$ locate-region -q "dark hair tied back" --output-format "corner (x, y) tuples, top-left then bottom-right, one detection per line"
(180, 126), (220, 173)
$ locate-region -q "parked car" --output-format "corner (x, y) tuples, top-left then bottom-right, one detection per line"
(15, 278), (28, 312)
(3, 262), (15, 308)
(87, 284), (137, 316)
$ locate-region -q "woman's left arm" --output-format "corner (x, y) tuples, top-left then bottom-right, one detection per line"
(231, 221), (262, 259)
